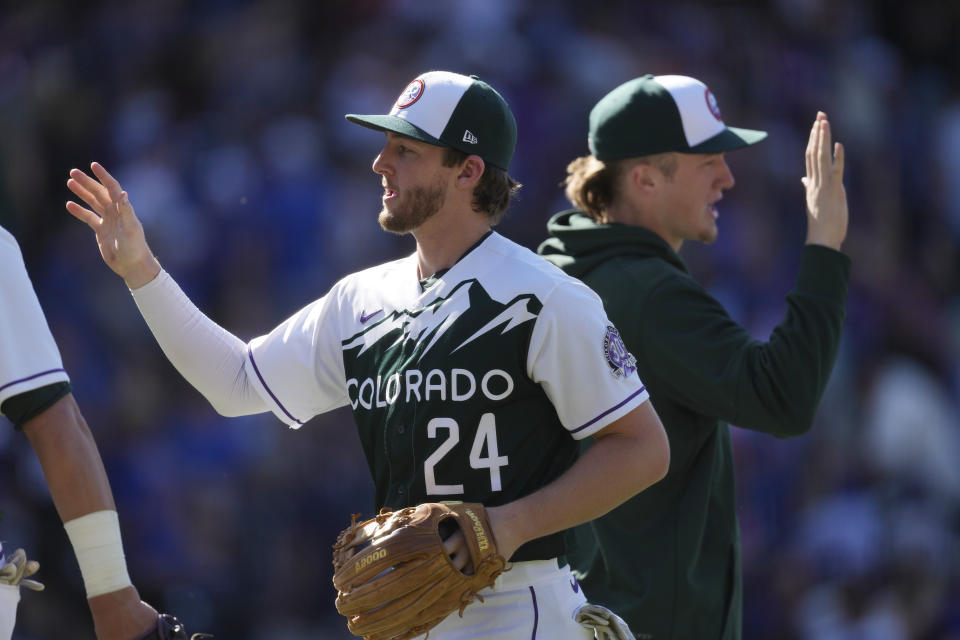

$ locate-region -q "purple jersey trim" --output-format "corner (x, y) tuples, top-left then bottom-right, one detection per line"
(0, 368), (66, 394)
(246, 346), (304, 425)
(570, 386), (646, 434)
(529, 586), (539, 639)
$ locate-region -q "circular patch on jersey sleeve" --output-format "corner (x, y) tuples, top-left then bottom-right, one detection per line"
(396, 78), (425, 109)
(603, 325), (637, 378)
(705, 87), (724, 122)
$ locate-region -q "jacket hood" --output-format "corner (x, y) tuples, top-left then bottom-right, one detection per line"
(537, 209), (685, 278)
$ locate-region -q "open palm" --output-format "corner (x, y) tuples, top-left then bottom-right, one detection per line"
(801, 112), (848, 250)
(66, 162), (160, 288)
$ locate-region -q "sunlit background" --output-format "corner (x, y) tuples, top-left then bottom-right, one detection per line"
(1, 1), (958, 638)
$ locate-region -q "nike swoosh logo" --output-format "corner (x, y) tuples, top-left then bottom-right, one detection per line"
(360, 309), (383, 324)
(570, 578), (580, 593)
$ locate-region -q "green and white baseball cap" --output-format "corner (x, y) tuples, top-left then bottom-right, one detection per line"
(589, 74), (767, 160)
(346, 71), (517, 171)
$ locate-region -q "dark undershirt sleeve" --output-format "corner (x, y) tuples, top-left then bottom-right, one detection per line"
(1, 381), (72, 430)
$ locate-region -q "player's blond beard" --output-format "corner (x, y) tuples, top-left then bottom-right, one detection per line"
(379, 174), (448, 234)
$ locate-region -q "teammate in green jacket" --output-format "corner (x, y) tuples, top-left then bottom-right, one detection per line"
(538, 74), (851, 639)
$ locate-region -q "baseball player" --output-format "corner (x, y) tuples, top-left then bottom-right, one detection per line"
(66, 70), (670, 639)
(0, 224), (208, 639)
(538, 74), (850, 639)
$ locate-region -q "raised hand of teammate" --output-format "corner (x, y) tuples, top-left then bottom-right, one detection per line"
(801, 111), (848, 251)
(66, 162), (162, 289)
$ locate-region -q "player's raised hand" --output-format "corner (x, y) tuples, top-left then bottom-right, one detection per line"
(801, 112), (848, 250)
(66, 162), (161, 289)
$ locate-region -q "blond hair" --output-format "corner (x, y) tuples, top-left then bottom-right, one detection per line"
(564, 153), (677, 221)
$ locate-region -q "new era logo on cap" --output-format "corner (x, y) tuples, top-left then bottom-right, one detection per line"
(588, 74), (767, 160)
(346, 70), (517, 170)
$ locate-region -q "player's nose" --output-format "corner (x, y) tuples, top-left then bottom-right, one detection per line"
(717, 156), (735, 190)
(372, 148), (391, 176)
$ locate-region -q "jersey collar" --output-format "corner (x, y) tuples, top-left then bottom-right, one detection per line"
(419, 230), (494, 292)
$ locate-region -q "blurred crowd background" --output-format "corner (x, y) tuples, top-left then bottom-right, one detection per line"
(1, 0), (958, 638)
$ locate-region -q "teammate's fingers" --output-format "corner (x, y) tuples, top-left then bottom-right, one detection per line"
(833, 142), (844, 177)
(66, 178), (107, 214)
(90, 162), (124, 201)
(68, 169), (111, 210)
(816, 124), (826, 184)
(817, 118), (832, 171)
(804, 117), (818, 183)
(815, 120), (827, 182)
(20, 578), (44, 592)
(23, 560), (39, 578)
(66, 201), (103, 229)
(118, 191), (137, 220)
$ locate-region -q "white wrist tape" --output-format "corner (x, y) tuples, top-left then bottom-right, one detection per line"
(63, 510), (132, 598)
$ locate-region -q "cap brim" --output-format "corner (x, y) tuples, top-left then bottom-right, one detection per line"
(687, 126), (767, 154)
(345, 114), (444, 147)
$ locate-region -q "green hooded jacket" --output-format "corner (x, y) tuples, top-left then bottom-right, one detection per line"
(538, 210), (850, 640)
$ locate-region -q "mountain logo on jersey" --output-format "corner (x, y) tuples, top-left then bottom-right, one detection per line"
(603, 325), (637, 378)
(341, 279), (542, 412)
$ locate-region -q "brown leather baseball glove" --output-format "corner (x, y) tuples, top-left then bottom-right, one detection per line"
(332, 502), (507, 640)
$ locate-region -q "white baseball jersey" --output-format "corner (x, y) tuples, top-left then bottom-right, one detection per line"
(0, 226), (70, 410)
(245, 232), (648, 560)
(0, 542), (17, 640)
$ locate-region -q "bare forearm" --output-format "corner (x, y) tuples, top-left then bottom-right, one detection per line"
(22, 394), (115, 521)
(489, 402), (668, 558)
(23, 394), (160, 638)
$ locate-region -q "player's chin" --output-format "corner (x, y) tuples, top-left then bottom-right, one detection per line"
(698, 224), (719, 245)
(378, 209), (415, 235)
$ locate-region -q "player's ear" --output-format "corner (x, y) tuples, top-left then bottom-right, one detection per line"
(629, 161), (660, 195)
(455, 155), (485, 191)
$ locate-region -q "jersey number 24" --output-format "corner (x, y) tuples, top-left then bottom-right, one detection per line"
(424, 413), (508, 495)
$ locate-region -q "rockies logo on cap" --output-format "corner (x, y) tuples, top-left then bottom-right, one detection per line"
(705, 88), (723, 122)
(345, 70), (517, 171)
(396, 79), (425, 109)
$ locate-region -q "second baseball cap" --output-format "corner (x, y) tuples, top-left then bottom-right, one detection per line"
(346, 71), (517, 171)
(589, 74), (767, 160)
